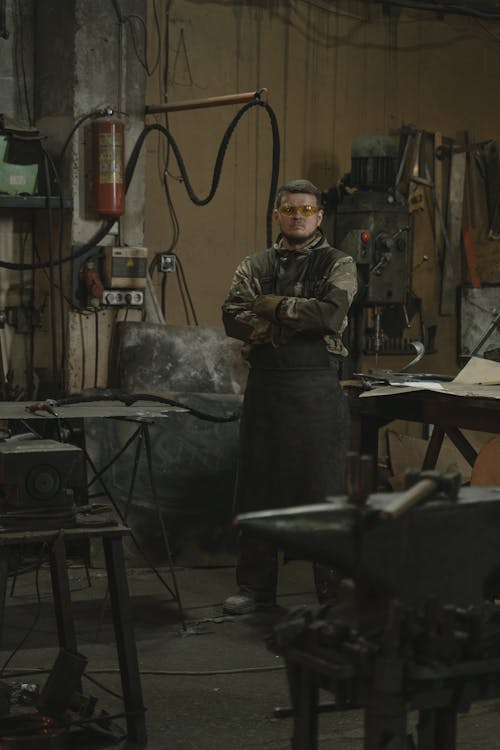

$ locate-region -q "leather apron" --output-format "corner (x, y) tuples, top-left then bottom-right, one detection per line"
(234, 334), (350, 516)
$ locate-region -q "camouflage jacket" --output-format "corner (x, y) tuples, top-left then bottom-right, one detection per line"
(222, 232), (357, 357)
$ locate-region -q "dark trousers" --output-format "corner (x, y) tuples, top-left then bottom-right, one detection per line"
(236, 531), (340, 604)
(233, 342), (349, 604)
(236, 532), (278, 600)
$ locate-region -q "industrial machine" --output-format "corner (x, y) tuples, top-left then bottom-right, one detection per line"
(0, 438), (85, 527)
(333, 135), (420, 371)
(237, 459), (500, 750)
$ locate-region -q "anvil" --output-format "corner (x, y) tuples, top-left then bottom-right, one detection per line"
(236, 481), (500, 609)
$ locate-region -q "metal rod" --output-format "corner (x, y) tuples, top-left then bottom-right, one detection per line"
(145, 88), (267, 115)
(143, 423), (187, 632)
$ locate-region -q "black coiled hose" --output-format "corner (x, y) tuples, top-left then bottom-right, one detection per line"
(0, 96), (280, 271)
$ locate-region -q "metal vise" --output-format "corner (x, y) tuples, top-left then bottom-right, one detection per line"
(236, 465), (500, 749)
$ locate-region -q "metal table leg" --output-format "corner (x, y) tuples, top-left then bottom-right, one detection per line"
(102, 534), (147, 743)
(417, 706), (457, 750)
(49, 533), (78, 654)
(287, 662), (319, 750)
(0, 551), (8, 646)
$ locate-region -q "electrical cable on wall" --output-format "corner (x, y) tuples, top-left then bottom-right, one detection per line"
(58, 111), (101, 165)
(153, 4), (192, 324)
(31, 144), (76, 391)
(27, 223), (36, 399)
(0, 543), (46, 677)
(174, 254), (198, 325)
(111, 0), (161, 76)
(363, 0), (500, 20)
(41, 153), (59, 392)
(13, 0), (33, 126)
(133, 97), (280, 242)
(174, 268), (190, 324)
(0, 95), (280, 272)
(93, 309), (99, 388)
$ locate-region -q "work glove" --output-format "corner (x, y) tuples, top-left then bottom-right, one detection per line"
(270, 323), (296, 347)
(252, 294), (287, 322)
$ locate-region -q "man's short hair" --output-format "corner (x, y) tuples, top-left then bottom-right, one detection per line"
(275, 179), (322, 208)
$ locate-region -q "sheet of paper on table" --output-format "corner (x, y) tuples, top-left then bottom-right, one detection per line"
(360, 357), (500, 399)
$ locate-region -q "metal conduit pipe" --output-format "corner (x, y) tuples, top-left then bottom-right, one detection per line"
(145, 88), (268, 115)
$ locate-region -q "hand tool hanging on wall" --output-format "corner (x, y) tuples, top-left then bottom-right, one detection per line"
(462, 226), (481, 289)
(483, 141), (500, 239)
(440, 143), (466, 315)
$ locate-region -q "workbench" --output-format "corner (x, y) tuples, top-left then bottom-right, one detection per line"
(0, 396), (229, 629)
(350, 388), (500, 473)
(0, 524), (147, 743)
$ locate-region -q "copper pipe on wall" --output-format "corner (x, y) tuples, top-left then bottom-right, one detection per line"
(145, 89), (268, 115)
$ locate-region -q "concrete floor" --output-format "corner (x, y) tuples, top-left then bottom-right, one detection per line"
(1, 556), (500, 749)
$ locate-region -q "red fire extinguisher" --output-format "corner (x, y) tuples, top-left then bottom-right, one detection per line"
(91, 116), (125, 217)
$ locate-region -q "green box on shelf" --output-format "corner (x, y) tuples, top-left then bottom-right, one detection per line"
(0, 134), (38, 195)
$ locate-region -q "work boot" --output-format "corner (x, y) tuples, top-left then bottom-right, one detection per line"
(222, 588), (275, 615)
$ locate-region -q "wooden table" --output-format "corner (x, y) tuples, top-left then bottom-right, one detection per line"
(350, 389), (500, 474)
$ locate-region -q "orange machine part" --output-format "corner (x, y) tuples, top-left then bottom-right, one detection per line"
(92, 117), (125, 217)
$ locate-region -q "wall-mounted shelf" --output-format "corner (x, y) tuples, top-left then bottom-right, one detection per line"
(0, 195), (72, 209)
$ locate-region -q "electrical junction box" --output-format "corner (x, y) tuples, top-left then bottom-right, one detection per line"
(103, 246), (148, 289)
(160, 253), (177, 273)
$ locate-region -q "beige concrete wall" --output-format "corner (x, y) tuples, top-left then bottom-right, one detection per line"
(144, 0), (500, 376)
